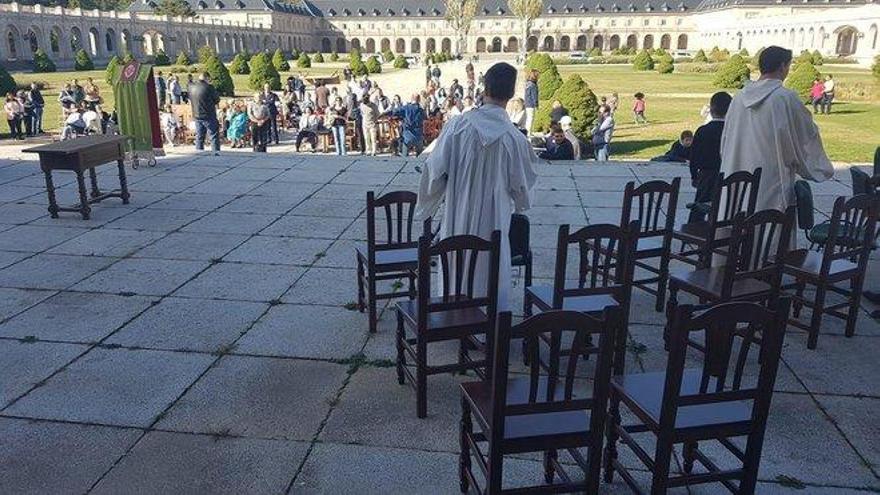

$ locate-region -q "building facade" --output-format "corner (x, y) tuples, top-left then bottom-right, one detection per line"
(0, 0), (877, 68)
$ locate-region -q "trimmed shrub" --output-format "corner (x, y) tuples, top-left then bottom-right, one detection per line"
(197, 45), (215, 65)
(365, 55), (382, 74)
(312, 52), (324, 63)
(204, 55), (235, 96)
(0, 64), (17, 96)
(677, 62), (722, 73)
(290, 48), (300, 60)
(248, 52), (281, 91)
(739, 48), (749, 57)
(589, 47), (602, 57)
(105, 55), (120, 83)
(785, 61), (820, 101)
(382, 49), (394, 63)
(393, 54), (409, 69)
(632, 50), (655, 71)
(527, 53), (562, 101)
(533, 74), (598, 139)
(713, 54), (751, 89)
(330, 51), (339, 62)
(153, 49), (171, 66)
(272, 48), (290, 72)
(656, 54), (674, 74)
(74, 49), (93, 71)
(349, 48), (367, 76)
(693, 49), (708, 63)
(753, 47), (765, 65)
(296, 52), (311, 68)
(231, 53), (250, 74)
(811, 50), (824, 66)
(32, 49), (56, 73)
(175, 51), (191, 66)
(122, 50), (135, 63)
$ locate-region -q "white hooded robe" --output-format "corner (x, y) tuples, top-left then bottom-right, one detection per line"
(416, 104), (539, 310)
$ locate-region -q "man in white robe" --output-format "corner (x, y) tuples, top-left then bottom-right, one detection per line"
(720, 46), (834, 237)
(416, 62), (539, 310)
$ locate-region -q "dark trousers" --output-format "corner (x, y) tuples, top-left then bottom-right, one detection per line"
(823, 93), (834, 114)
(252, 121), (269, 152)
(296, 130), (318, 151)
(353, 116), (365, 153)
(22, 113), (33, 136)
(7, 117), (21, 139)
(268, 114), (279, 144)
(688, 170), (719, 223)
(194, 118), (220, 151)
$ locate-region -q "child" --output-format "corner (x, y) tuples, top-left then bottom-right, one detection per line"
(688, 91), (732, 222)
(651, 130), (693, 162)
(632, 92), (647, 124)
(159, 104), (178, 147)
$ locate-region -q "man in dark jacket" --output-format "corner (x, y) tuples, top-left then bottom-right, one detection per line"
(687, 91), (732, 222)
(28, 82), (44, 134)
(155, 71), (167, 107)
(539, 125), (574, 161)
(262, 83), (280, 144)
(189, 72), (221, 153)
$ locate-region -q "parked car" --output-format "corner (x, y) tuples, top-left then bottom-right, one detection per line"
(568, 51), (587, 59)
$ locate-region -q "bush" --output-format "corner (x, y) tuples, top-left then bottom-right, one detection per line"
(589, 47), (602, 57)
(204, 55), (234, 96)
(0, 64), (17, 96)
(32, 49), (56, 73)
(74, 49), (93, 71)
(709, 47), (729, 63)
(533, 74), (598, 139)
(197, 45), (215, 65)
(693, 49), (708, 63)
(785, 61), (820, 101)
(393, 54), (409, 69)
(739, 48), (749, 57)
(230, 53), (250, 74)
(632, 50), (654, 71)
(105, 55), (120, 83)
(365, 55), (382, 74)
(153, 49), (171, 66)
(122, 50), (135, 63)
(677, 62), (722, 73)
(176, 51), (190, 66)
(312, 52), (324, 63)
(296, 52), (311, 68)
(290, 48), (299, 61)
(382, 49), (394, 63)
(713, 54), (751, 89)
(811, 49), (824, 66)
(527, 53), (562, 101)
(248, 52), (280, 91)
(271, 48), (290, 72)
(753, 47), (765, 65)
(657, 55), (674, 74)
(330, 51), (339, 62)
(349, 48), (366, 76)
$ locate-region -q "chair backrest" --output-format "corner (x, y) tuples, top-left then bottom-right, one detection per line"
(489, 308), (621, 433)
(723, 207), (796, 298)
(710, 168), (762, 230)
(366, 191), (419, 255)
(509, 213), (531, 260)
(661, 299), (791, 434)
(793, 180), (815, 232)
(851, 167), (872, 196)
(417, 230), (501, 318)
(820, 194), (879, 268)
(552, 222), (639, 308)
(621, 178), (681, 240)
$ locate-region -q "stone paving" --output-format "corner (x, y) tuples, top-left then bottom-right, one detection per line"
(0, 150), (877, 494)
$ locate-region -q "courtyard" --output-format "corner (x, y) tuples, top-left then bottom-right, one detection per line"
(0, 146), (877, 494)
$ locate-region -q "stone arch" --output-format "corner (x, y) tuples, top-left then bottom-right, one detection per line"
(50, 26), (62, 55)
(426, 38), (436, 53)
(351, 38), (361, 51)
(643, 34), (654, 50)
(26, 26), (40, 54)
(609, 34), (620, 50)
(870, 24), (877, 50)
(626, 34), (637, 49)
(660, 33), (670, 49)
(214, 33), (222, 54)
(818, 27), (825, 49)
(834, 26), (858, 56)
(381, 38), (391, 52)
(321, 37), (331, 52)
(196, 32), (206, 50)
(491, 37), (501, 52)
(808, 27), (815, 48)
(542, 35), (554, 51)
(527, 36), (538, 51)
(121, 29), (132, 54)
(506, 36), (518, 52)
(559, 35), (570, 51)
(441, 38), (451, 52)
(476, 37), (487, 52)
(394, 38), (405, 53)
(798, 28), (805, 50)
(70, 26), (83, 52)
(263, 35), (271, 50)
(105, 28), (115, 54)
(676, 33), (688, 50)
(336, 37), (346, 53)
(5, 25), (19, 60)
(576, 34), (587, 51)
(185, 32), (194, 53)
(593, 35), (603, 49)
(411, 38), (420, 53)
(88, 27), (100, 57)
(366, 38), (376, 52)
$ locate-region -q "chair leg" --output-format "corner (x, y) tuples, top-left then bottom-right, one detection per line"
(682, 441), (697, 474)
(807, 285), (827, 350)
(655, 255), (670, 313)
(368, 275), (378, 334)
(459, 395), (472, 494)
(396, 312), (406, 385)
(487, 447), (504, 495)
(663, 285), (679, 351)
(525, 258), (533, 288)
(792, 280), (806, 318)
(845, 276), (865, 338)
(416, 337), (428, 418)
(603, 393), (621, 483)
(356, 257), (366, 313)
(522, 293), (533, 365)
(543, 449), (557, 484)
(650, 436), (674, 495)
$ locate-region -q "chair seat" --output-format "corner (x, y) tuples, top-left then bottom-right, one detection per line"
(675, 222), (732, 244)
(670, 267), (772, 299)
(612, 370), (752, 431)
(784, 249), (859, 281)
(356, 245), (418, 268)
(461, 377), (591, 441)
(526, 285), (619, 314)
(396, 298), (488, 331)
(635, 236), (665, 254)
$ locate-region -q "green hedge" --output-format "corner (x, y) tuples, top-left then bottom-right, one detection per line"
(74, 49), (94, 71)
(312, 52), (324, 63)
(205, 55), (234, 96)
(248, 52), (280, 90)
(231, 53), (250, 74)
(0, 64), (17, 96)
(272, 48), (290, 72)
(713, 54), (751, 89)
(632, 50), (654, 71)
(32, 49), (56, 73)
(365, 55), (382, 74)
(175, 51), (191, 66)
(296, 52), (311, 68)
(393, 54), (409, 69)
(533, 74), (598, 139)
(785, 61), (820, 101)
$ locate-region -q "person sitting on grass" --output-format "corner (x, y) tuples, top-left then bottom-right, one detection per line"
(651, 130), (694, 163)
(632, 92), (648, 124)
(539, 124), (575, 161)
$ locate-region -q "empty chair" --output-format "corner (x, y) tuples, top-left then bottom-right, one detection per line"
(794, 180), (833, 250)
(620, 178), (681, 311)
(459, 307), (623, 495)
(604, 299), (792, 495)
(509, 213), (533, 289)
(396, 230), (501, 418)
(784, 194), (878, 349)
(672, 169), (762, 268)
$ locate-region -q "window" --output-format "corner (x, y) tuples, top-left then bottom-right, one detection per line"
(660, 19), (666, 25)
(644, 19), (650, 26)
(626, 19), (632, 26)
(611, 19), (617, 26)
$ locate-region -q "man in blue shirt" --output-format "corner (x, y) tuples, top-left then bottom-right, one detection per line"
(392, 93), (425, 157)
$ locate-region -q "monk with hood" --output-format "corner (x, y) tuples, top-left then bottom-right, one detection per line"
(416, 62), (539, 310)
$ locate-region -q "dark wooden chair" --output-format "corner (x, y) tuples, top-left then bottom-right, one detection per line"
(356, 191), (424, 333)
(783, 195), (878, 349)
(672, 169), (762, 268)
(523, 222), (638, 371)
(620, 178), (681, 312)
(604, 298), (791, 495)
(396, 230), (501, 418)
(510, 213), (533, 289)
(459, 308), (622, 495)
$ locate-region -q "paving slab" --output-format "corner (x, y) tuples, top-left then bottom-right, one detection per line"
(174, 262), (304, 301)
(72, 258), (210, 297)
(0, 340), (89, 409)
(0, 202), (48, 224)
(0, 225), (89, 253)
(261, 214), (353, 239)
(91, 431), (308, 495)
(47, 229), (166, 257)
(781, 335), (880, 397)
(223, 236), (333, 266)
(282, 267), (359, 306)
(0, 250), (30, 270)
(0, 418), (141, 495)
(133, 232), (248, 261)
(181, 211), (280, 235)
(4, 347), (214, 427)
(145, 192), (237, 211)
(104, 208), (207, 232)
(157, 356), (347, 440)
(814, 395), (880, 476)
(216, 193), (308, 215)
(291, 197), (366, 218)
(0, 287), (56, 322)
(0, 254), (117, 290)
(186, 178), (264, 195)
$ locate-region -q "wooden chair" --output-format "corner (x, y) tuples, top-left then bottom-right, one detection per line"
(523, 222), (638, 371)
(783, 195), (878, 349)
(604, 298), (791, 495)
(170, 104), (195, 144)
(666, 207), (795, 349)
(356, 191), (423, 333)
(509, 213), (533, 289)
(620, 178), (681, 312)
(396, 230), (501, 418)
(672, 169), (762, 268)
(459, 308), (622, 495)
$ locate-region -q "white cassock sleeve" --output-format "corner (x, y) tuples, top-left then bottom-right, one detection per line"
(416, 121), (453, 220)
(785, 93), (834, 183)
(507, 137), (539, 213)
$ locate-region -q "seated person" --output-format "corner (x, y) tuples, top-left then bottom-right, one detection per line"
(82, 106), (102, 135)
(159, 104), (179, 146)
(538, 124), (574, 161)
(651, 130), (693, 162)
(559, 116), (582, 160)
(687, 91), (732, 223)
(61, 107), (85, 140)
(296, 107), (321, 152)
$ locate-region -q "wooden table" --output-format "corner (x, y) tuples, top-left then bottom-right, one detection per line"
(24, 135), (131, 220)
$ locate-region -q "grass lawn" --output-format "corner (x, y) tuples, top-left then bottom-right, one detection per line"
(557, 64), (879, 163)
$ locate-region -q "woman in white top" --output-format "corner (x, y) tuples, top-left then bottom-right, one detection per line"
(507, 97), (526, 129)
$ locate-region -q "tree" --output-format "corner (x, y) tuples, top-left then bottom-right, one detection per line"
(382, 49), (394, 63)
(330, 51), (339, 62)
(312, 52), (324, 63)
(175, 51), (191, 65)
(204, 54), (234, 96)
(272, 48), (290, 72)
(197, 45), (215, 65)
(393, 54), (409, 69)
(153, 49), (170, 66)
(526, 53), (561, 101)
(508, 0), (542, 57)
(365, 55), (382, 74)
(444, 0), (478, 56)
(74, 49), (94, 71)
(152, 0), (196, 17)
(693, 49), (708, 63)
(785, 60), (820, 101)
(249, 52), (280, 90)
(349, 48), (367, 76)
(533, 74), (598, 138)
(713, 54), (751, 89)
(230, 52), (250, 74)
(656, 53), (674, 74)
(296, 52), (311, 68)
(811, 49), (824, 66)
(105, 55), (120, 83)
(0, 65), (15, 97)
(632, 50), (654, 71)
(32, 49), (56, 73)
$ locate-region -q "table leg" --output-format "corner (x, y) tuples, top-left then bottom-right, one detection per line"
(117, 159), (130, 204)
(88, 167), (101, 199)
(43, 169), (59, 218)
(75, 170), (91, 220)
